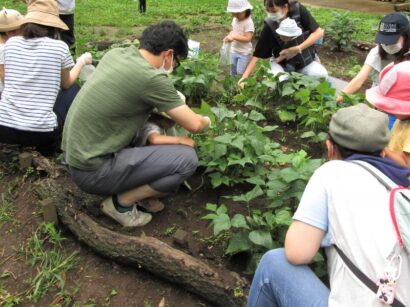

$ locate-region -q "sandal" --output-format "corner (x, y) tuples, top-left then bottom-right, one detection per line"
(137, 197), (165, 213)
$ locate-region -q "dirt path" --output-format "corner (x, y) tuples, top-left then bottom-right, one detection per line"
(302, 0), (395, 14)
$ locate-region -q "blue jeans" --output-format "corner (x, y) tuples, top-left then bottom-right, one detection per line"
(248, 249), (329, 307)
(231, 52), (250, 75)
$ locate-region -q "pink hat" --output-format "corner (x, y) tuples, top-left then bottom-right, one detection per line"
(366, 61), (410, 116)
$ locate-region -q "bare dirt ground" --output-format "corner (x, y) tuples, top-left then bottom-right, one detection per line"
(302, 0), (395, 14)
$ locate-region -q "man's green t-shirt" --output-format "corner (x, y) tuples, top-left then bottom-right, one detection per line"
(62, 46), (184, 170)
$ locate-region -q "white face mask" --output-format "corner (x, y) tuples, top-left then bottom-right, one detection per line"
(381, 41), (403, 55)
(159, 53), (174, 74)
(267, 11), (286, 22)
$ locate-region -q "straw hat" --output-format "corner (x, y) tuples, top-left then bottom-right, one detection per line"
(0, 8), (24, 32)
(22, 0), (68, 30)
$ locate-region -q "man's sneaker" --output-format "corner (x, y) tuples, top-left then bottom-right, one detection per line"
(101, 197), (152, 227)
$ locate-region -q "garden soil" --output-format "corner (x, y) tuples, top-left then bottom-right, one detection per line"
(302, 0), (395, 14)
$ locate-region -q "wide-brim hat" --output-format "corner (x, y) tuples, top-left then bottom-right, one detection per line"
(366, 61), (410, 116)
(22, 0), (68, 31)
(276, 18), (302, 37)
(375, 12), (409, 45)
(227, 0), (253, 13)
(0, 8), (24, 32)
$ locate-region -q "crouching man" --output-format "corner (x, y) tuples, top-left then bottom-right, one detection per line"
(248, 104), (410, 306)
(62, 21), (210, 227)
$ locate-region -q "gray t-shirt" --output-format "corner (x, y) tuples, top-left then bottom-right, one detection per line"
(133, 122), (163, 147)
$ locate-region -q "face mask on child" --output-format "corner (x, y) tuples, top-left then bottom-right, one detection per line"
(381, 41), (403, 55)
(159, 53), (174, 75)
(267, 10), (286, 22)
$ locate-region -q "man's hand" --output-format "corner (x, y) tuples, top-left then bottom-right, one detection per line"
(177, 136), (195, 147)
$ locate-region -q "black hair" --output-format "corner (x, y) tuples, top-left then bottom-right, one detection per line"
(378, 29), (410, 61)
(244, 9), (251, 18)
(264, 0), (289, 8)
(22, 23), (59, 39)
(139, 20), (188, 59)
(328, 134), (382, 159)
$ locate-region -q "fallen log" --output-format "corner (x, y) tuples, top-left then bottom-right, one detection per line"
(35, 179), (248, 306)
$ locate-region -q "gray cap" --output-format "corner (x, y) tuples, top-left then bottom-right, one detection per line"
(329, 104), (390, 152)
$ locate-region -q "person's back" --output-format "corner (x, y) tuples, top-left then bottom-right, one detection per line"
(0, 36), (72, 131)
(248, 104), (410, 307)
(298, 159), (410, 305)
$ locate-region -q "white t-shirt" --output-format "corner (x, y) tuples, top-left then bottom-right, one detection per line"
(0, 36), (74, 132)
(57, 0), (75, 15)
(0, 44), (4, 93)
(364, 46), (395, 86)
(294, 160), (410, 306)
(231, 16), (254, 55)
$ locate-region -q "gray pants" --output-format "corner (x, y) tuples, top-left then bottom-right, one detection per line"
(69, 145), (198, 196)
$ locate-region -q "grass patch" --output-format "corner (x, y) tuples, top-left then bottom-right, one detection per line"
(24, 223), (79, 303)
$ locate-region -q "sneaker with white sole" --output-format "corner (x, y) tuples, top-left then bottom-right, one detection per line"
(101, 197), (152, 227)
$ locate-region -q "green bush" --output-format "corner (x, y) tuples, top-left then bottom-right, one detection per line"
(326, 11), (356, 52)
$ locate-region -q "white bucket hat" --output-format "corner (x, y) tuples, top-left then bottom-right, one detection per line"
(227, 0), (253, 13)
(276, 18), (302, 37)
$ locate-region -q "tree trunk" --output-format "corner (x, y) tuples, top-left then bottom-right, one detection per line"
(36, 179), (247, 306)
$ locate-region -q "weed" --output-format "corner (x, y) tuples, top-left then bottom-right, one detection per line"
(164, 224), (178, 236)
(0, 193), (15, 225)
(24, 223), (79, 303)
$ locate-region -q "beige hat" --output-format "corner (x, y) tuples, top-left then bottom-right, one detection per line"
(0, 8), (24, 32)
(22, 0), (68, 31)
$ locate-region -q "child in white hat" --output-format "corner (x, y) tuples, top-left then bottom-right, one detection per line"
(274, 18), (303, 64)
(0, 8), (24, 97)
(224, 0), (255, 75)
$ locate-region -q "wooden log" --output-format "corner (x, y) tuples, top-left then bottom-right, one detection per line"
(35, 179), (247, 306)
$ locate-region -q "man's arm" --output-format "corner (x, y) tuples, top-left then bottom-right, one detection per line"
(285, 220), (325, 265)
(166, 105), (210, 133)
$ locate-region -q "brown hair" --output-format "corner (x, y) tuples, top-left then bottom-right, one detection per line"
(22, 23), (58, 39)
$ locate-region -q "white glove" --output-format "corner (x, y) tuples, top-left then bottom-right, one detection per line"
(77, 52), (92, 66)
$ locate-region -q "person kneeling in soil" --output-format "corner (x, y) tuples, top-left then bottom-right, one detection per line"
(0, 0), (92, 155)
(248, 104), (410, 306)
(62, 21), (211, 228)
(239, 0), (328, 87)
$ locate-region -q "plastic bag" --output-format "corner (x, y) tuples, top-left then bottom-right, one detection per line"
(219, 42), (232, 66)
(79, 64), (96, 82)
(188, 39), (200, 59)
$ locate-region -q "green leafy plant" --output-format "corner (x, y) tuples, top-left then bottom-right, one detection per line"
(194, 102), (282, 188)
(172, 55), (220, 106)
(326, 11), (356, 52)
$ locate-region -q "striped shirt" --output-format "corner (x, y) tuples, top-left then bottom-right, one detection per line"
(0, 36), (74, 132)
